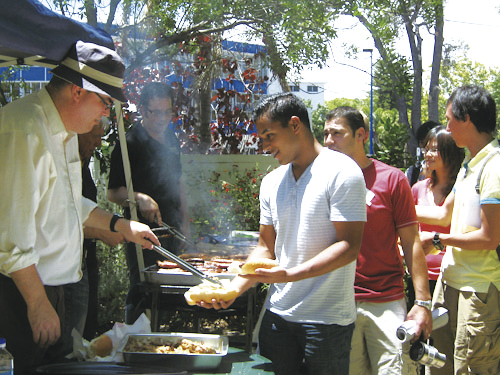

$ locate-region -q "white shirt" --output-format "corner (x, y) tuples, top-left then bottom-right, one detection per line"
(0, 88), (97, 285)
(260, 148), (367, 325)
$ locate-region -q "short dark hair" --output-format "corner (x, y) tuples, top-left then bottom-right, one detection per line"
(253, 93), (311, 131)
(46, 75), (72, 92)
(447, 85), (496, 134)
(424, 125), (465, 196)
(139, 82), (174, 108)
(325, 106), (366, 136)
(416, 120), (440, 146)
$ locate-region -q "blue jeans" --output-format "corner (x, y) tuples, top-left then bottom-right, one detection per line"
(258, 310), (354, 375)
(61, 268), (89, 356)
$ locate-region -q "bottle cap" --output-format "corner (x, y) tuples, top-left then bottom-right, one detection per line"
(0, 338), (5, 346)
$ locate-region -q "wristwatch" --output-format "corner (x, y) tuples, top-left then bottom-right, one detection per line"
(110, 213), (123, 232)
(432, 232), (445, 251)
(414, 300), (432, 311)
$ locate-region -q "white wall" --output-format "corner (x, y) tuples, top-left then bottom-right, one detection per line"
(181, 154), (279, 210)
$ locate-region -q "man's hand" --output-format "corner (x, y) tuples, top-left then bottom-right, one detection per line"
(115, 219), (159, 249)
(27, 297), (60, 347)
(406, 305), (433, 342)
(197, 298), (237, 310)
(194, 267), (289, 310)
(240, 266), (289, 284)
(419, 231), (435, 254)
(136, 193), (162, 225)
(10, 266), (61, 348)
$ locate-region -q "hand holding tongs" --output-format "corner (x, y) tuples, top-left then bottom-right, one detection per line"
(147, 239), (224, 288)
(154, 219), (200, 251)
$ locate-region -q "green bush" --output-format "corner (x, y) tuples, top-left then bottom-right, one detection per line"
(373, 108), (412, 169)
(96, 241), (128, 333)
(93, 171), (129, 334)
(190, 164), (264, 238)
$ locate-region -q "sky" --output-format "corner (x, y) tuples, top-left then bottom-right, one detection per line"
(299, 0), (500, 101)
(40, 0), (500, 102)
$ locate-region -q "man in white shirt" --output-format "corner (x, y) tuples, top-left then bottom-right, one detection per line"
(0, 41), (159, 373)
(195, 93), (367, 375)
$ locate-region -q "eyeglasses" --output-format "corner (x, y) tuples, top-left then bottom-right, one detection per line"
(146, 107), (172, 118)
(94, 92), (114, 111)
(422, 148), (439, 155)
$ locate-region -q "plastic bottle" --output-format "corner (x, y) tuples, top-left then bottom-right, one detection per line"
(0, 338), (13, 375)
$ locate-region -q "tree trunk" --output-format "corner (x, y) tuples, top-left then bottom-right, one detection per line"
(262, 29), (290, 92)
(346, 1), (444, 160)
(105, 0), (121, 33)
(403, 10), (423, 157)
(199, 86), (212, 152)
(84, 0), (97, 27)
(428, 3), (444, 122)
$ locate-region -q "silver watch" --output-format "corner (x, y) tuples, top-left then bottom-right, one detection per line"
(414, 299), (432, 311)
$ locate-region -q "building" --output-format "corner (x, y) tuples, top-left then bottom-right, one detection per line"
(0, 65), (51, 103)
(286, 81), (326, 109)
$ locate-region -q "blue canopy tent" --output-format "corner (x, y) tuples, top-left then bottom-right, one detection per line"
(0, 0), (113, 68)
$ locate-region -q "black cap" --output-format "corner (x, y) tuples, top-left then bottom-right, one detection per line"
(51, 40), (126, 102)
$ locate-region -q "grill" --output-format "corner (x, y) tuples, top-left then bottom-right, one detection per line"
(140, 234), (261, 352)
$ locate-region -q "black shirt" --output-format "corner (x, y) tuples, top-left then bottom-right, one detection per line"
(108, 123), (183, 230)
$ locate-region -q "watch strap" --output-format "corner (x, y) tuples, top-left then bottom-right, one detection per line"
(432, 232), (445, 251)
(110, 213), (123, 232)
(414, 299), (432, 310)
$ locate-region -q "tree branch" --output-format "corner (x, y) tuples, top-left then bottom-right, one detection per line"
(125, 19), (256, 74)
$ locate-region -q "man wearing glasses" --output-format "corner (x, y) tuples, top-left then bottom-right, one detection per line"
(0, 41), (159, 374)
(108, 82), (189, 324)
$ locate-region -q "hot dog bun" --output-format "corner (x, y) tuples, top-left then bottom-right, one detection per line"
(241, 258), (278, 275)
(184, 281), (239, 306)
(89, 334), (113, 357)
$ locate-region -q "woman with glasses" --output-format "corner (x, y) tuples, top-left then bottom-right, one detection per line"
(411, 126), (465, 295)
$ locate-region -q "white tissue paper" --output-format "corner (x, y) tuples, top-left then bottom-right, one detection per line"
(68, 313), (152, 362)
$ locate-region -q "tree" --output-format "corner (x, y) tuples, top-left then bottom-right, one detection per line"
(43, 1), (337, 83)
(438, 47), (500, 126)
(312, 98), (410, 169)
(373, 108), (411, 169)
(331, 0), (444, 158)
(42, 0), (339, 152)
(311, 98), (369, 143)
(0, 67), (30, 107)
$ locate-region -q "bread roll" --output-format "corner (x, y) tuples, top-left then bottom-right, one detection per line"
(184, 281), (239, 306)
(241, 258), (278, 275)
(89, 334), (113, 357)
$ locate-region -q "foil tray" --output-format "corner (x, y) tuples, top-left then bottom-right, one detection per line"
(142, 265), (236, 286)
(118, 333), (229, 370)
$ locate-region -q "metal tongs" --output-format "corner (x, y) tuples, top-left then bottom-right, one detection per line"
(154, 219), (200, 252)
(147, 239), (224, 288)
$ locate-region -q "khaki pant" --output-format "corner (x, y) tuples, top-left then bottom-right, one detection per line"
(427, 278), (500, 375)
(350, 299), (419, 375)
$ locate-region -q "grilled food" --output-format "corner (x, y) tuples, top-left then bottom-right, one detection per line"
(184, 280), (239, 305)
(124, 337), (216, 354)
(240, 258), (278, 274)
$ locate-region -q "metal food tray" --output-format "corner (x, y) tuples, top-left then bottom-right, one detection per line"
(142, 265), (236, 286)
(118, 333), (229, 370)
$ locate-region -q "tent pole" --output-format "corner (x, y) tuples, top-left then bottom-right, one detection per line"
(115, 102), (145, 283)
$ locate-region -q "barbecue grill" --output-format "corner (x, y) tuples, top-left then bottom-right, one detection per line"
(140, 234), (261, 352)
